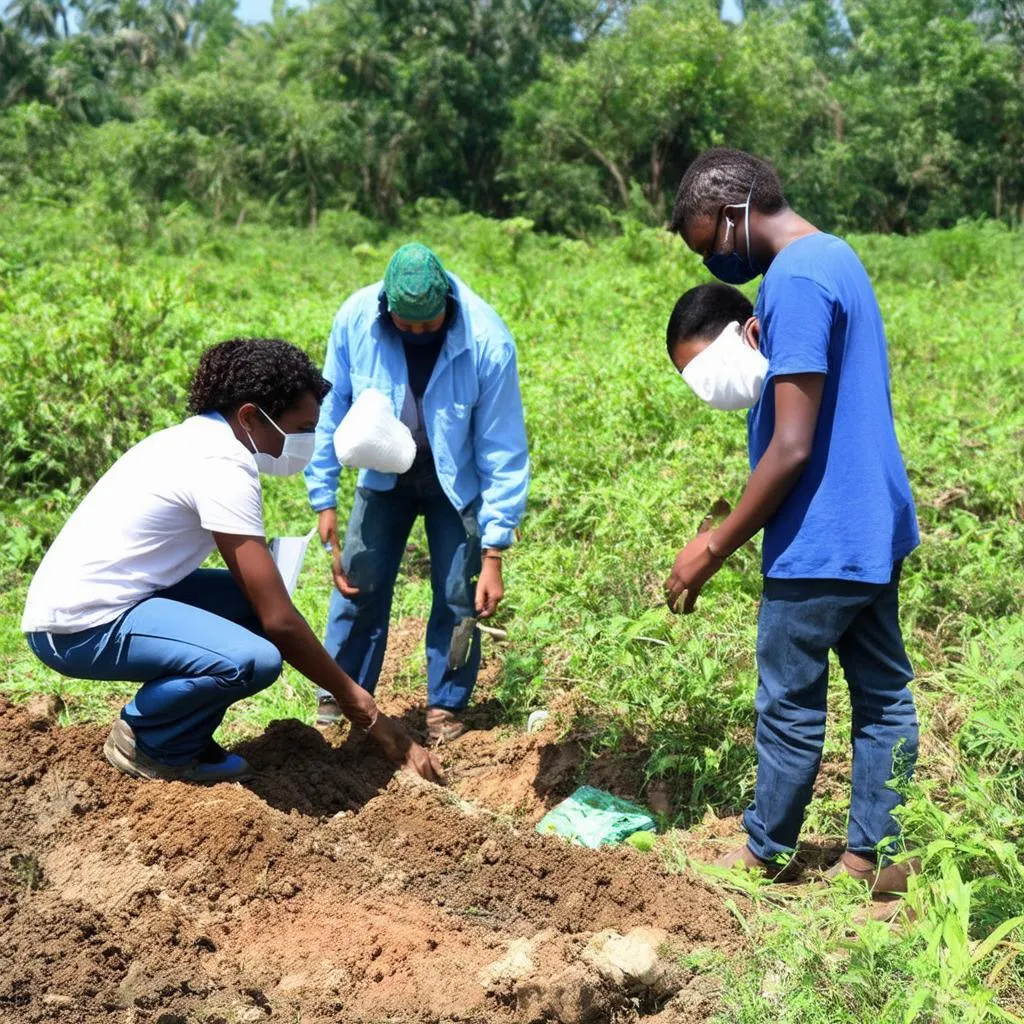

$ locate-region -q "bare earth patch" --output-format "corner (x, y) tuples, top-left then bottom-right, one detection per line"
(0, 690), (741, 1024)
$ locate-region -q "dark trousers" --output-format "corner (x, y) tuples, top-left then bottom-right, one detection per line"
(743, 562), (918, 860)
(320, 461), (482, 711)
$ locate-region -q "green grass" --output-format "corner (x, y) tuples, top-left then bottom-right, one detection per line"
(1, 204), (1023, 1021)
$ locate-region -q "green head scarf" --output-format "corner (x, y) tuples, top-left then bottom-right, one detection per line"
(383, 243), (449, 322)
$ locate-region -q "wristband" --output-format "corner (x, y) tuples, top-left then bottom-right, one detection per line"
(483, 553), (503, 562)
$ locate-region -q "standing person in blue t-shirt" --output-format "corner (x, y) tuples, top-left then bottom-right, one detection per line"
(306, 244), (529, 743)
(664, 148), (920, 895)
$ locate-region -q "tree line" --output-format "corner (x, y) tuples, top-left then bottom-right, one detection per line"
(1, 0), (1021, 236)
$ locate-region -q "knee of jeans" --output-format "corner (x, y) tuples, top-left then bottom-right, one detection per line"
(344, 553), (390, 599)
(243, 641), (283, 691)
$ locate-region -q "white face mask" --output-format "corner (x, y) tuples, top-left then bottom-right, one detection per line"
(681, 321), (768, 411)
(245, 407), (316, 477)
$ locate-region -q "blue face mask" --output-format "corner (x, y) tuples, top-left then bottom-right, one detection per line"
(703, 183), (761, 285)
(704, 248), (758, 285)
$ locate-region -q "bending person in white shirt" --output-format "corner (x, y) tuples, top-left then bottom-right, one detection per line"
(21, 337), (443, 785)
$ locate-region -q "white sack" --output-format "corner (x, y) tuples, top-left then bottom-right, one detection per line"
(333, 388), (417, 473)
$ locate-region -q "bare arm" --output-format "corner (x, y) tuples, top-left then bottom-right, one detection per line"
(215, 532), (376, 723)
(709, 373), (825, 557)
(664, 373), (825, 613)
(214, 532), (444, 782)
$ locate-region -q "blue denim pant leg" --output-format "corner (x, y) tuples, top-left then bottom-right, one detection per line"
(321, 464), (482, 710)
(321, 485), (418, 698)
(836, 564), (917, 855)
(422, 489), (481, 711)
(26, 569), (282, 765)
(743, 564), (917, 862)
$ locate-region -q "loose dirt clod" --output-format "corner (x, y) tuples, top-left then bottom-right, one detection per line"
(0, 697), (740, 1023)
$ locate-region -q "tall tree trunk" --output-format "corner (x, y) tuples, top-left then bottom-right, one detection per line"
(569, 129), (629, 209)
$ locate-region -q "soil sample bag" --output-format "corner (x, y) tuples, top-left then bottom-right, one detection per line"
(535, 786), (656, 850)
(333, 388), (416, 473)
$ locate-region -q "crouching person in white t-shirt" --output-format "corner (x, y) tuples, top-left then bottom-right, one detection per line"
(20, 338), (444, 785)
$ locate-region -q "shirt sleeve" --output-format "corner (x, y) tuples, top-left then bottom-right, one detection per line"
(764, 275), (834, 377)
(193, 456), (265, 537)
(473, 333), (530, 550)
(304, 310), (353, 512)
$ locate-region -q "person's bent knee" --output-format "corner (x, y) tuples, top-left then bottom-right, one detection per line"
(237, 640), (283, 693)
(254, 642), (283, 687)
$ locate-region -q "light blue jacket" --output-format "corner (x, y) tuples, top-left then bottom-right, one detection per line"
(305, 273), (529, 550)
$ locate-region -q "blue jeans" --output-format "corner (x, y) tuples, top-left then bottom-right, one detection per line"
(743, 562), (918, 861)
(322, 460), (482, 711)
(25, 569), (281, 765)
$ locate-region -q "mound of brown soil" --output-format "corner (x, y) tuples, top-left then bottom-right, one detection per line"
(0, 697), (740, 1024)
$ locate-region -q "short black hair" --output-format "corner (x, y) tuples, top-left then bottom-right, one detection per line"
(187, 338), (331, 419)
(670, 148), (786, 235)
(666, 283), (754, 355)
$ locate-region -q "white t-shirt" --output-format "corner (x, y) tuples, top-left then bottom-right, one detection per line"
(22, 414), (265, 634)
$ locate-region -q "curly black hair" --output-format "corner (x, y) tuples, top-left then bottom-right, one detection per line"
(187, 338), (331, 420)
(670, 148), (787, 235)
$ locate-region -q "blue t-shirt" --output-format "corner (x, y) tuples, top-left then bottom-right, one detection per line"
(749, 233), (919, 583)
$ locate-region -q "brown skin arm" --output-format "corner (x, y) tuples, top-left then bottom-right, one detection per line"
(214, 532), (444, 783)
(317, 508), (360, 597)
(664, 373), (825, 613)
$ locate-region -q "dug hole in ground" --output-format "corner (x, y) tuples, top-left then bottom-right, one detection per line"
(0, 620), (745, 1024)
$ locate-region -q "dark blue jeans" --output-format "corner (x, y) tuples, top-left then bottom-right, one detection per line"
(322, 460), (482, 711)
(25, 569), (281, 765)
(744, 562), (918, 861)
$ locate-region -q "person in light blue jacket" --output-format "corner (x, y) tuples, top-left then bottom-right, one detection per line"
(306, 243), (529, 742)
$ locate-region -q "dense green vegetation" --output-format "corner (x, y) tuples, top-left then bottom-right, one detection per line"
(1, 202), (1022, 1019)
(1, 0), (1022, 234)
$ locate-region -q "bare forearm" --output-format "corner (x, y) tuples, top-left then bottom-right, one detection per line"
(710, 443), (809, 558)
(265, 615), (376, 727)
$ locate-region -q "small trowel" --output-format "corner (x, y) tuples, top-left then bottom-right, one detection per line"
(448, 616), (509, 671)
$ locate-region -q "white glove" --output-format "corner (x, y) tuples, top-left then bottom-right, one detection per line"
(333, 388), (416, 473)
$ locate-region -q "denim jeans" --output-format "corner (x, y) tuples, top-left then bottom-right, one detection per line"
(322, 458), (482, 711)
(743, 562), (918, 861)
(25, 569), (281, 765)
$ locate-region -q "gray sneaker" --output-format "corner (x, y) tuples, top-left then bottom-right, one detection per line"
(103, 719), (252, 783)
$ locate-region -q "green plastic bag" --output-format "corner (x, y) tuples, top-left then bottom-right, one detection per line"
(535, 785), (656, 849)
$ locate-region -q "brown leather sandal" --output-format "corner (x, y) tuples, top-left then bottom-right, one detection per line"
(714, 844), (800, 882)
(826, 851), (920, 894)
(425, 707), (466, 744)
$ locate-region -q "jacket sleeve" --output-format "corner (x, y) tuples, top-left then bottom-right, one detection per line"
(304, 312), (352, 512)
(473, 338), (529, 549)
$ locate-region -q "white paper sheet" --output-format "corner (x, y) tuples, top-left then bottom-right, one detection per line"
(268, 528), (317, 597)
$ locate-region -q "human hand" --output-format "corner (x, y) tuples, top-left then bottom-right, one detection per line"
(319, 509), (359, 597)
(475, 555), (504, 618)
(318, 508), (338, 549)
(664, 531), (725, 614)
(369, 714), (446, 784)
